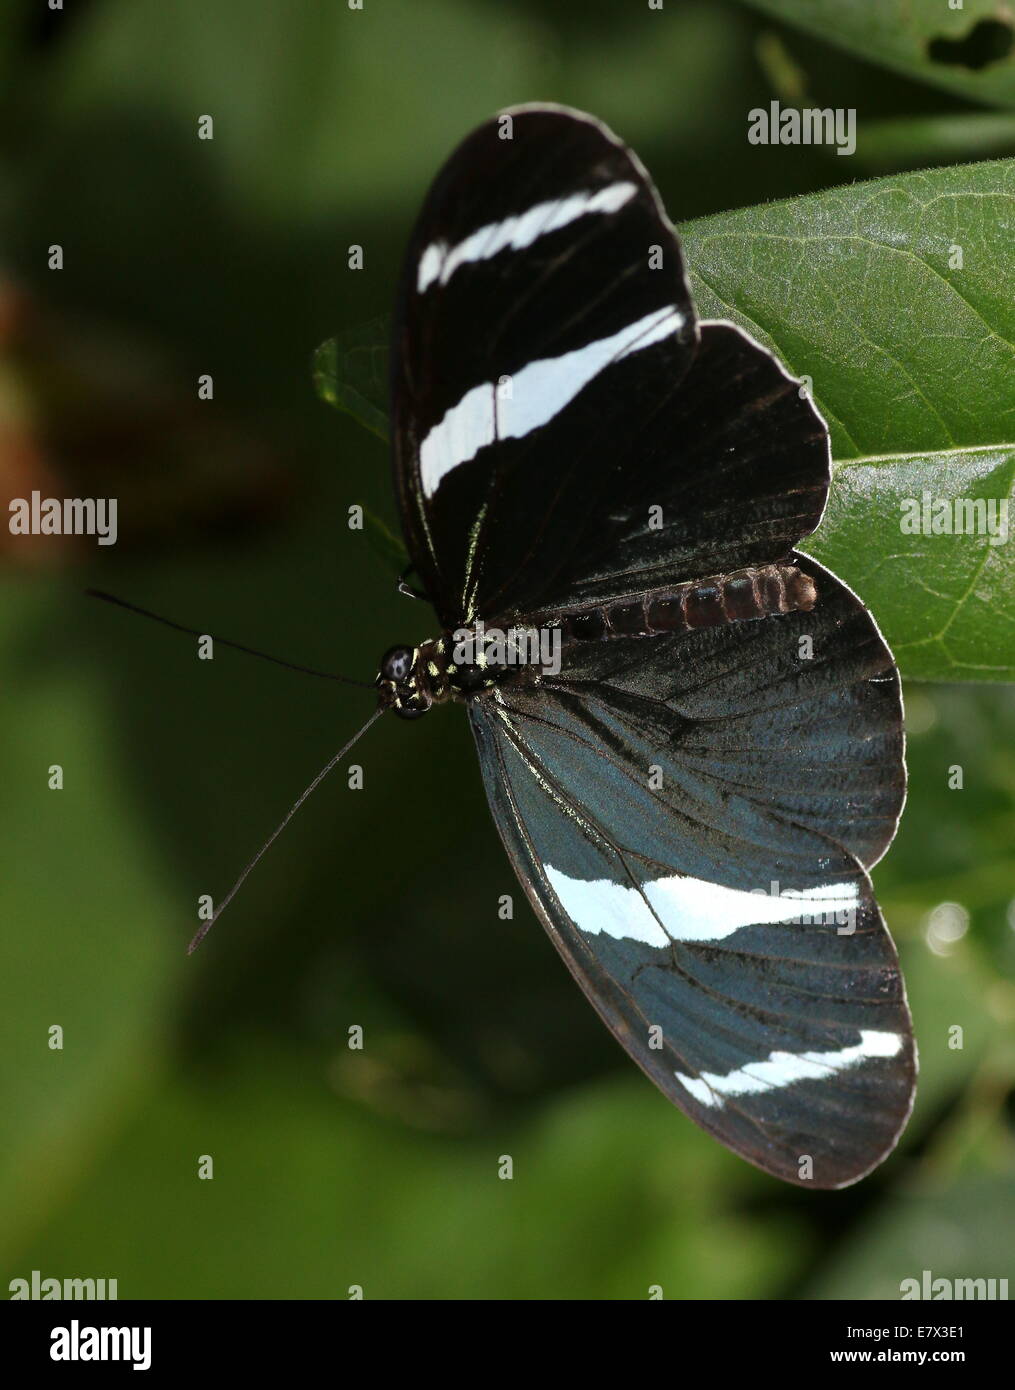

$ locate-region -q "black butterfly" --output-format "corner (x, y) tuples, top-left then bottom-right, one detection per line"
(93, 102), (911, 1190)
(374, 104), (915, 1189)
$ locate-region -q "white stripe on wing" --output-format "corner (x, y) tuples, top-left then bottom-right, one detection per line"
(674, 1031), (904, 1109)
(544, 864), (860, 949)
(416, 182), (638, 294)
(419, 305), (684, 497)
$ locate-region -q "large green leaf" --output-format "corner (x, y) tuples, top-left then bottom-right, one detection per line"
(682, 158), (1015, 682)
(740, 0), (1015, 109)
(316, 159), (1015, 683)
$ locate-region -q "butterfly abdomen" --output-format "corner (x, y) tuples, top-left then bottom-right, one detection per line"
(562, 563), (817, 641)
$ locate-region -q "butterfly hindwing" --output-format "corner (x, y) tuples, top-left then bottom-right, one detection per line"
(469, 557), (913, 1187)
(533, 554), (907, 873)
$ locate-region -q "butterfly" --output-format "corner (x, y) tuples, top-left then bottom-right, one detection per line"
(90, 101), (909, 1190)
(371, 103), (916, 1189)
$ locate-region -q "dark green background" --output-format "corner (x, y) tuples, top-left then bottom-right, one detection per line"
(1, 0), (1012, 1299)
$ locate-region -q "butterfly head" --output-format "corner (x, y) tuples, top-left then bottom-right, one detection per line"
(376, 644), (432, 719)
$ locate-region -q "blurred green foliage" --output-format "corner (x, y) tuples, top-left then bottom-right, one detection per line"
(743, 0), (1015, 109)
(1, 0), (1012, 1300)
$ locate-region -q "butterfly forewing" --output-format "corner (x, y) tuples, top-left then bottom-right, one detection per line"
(534, 322), (831, 614)
(392, 104), (697, 627)
(390, 104), (915, 1185)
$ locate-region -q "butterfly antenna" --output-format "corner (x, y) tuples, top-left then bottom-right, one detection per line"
(187, 705), (385, 954)
(86, 588), (375, 689)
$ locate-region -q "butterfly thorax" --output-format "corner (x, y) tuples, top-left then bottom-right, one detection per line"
(379, 563), (819, 718)
(377, 631), (519, 719)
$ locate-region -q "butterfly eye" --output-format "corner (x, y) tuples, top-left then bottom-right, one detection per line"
(380, 645), (416, 683)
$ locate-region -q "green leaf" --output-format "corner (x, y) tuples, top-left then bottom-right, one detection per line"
(312, 318), (389, 442)
(320, 160), (1015, 682)
(740, 0), (1015, 109)
(682, 158), (1015, 682)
